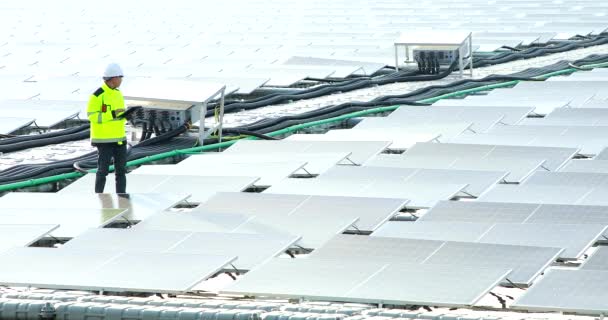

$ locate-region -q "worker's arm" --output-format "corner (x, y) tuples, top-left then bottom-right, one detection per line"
(86, 94), (104, 124)
(111, 91), (126, 119)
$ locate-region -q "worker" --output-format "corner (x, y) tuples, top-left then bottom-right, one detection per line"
(87, 63), (128, 194)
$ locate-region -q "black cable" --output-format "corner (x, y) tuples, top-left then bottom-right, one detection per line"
(197, 53), (608, 139)
(220, 128), (279, 140)
(500, 45), (522, 52)
(0, 124), (90, 154)
(203, 35), (608, 117)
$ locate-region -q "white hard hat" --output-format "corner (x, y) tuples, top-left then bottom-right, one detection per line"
(103, 63), (124, 78)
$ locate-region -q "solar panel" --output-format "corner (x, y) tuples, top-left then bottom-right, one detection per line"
(404, 142), (577, 171)
(63, 228), (191, 252)
(0, 224), (59, 252)
(320, 166), (506, 197)
(353, 119), (473, 140)
(0, 193), (188, 222)
(0, 208), (127, 238)
(431, 95), (571, 115)
(123, 78), (226, 104)
(134, 211), (255, 233)
(391, 106), (534, 125)
(560, 160), (608, 173)
(403, 168), (507, 197)
(223, 258), (387, 300)
(199, 192), (307, 215)
(170, 75), (269, 95)
(199, 192), (406, 231)
(344, 263), (510, 308)
(450, 133), (603, 156)
(283, 56), (386, 75)
(223, 140), (390, 165)
(365, 154), (543, 183)
(135, 210), (357, 249)
(0, 117), (35, 134)
(477, 184), (592, 205)
(522, 171), (608, 188)
(130, 162), (300, 186)
(264, 178), (464, 208)
(594, 147), (608, 160)
(289, 195), (406, 231)
(526, 204), (608, 227)
(477, 224), (606, 259)
(309, 235), (445, 264)
(285, 130), (439, 150)
(222, 258), (510, 308)
(0, 247), (236, 294)
(581, 246), (608, 271)
(0, 100), (81, 127)
(59, 174), (258, 203)
(62, 228), (299, 270)
(512, 269), (608, 315)
(371, 221), (492, 242)
(425, 241), (562, 286)
(176, 152), (351, 175)
(577, 187), (608, 206)
(488, 125), (608, 136)
(520, 117), (608, 126)
(545, 108), (608, 121)
(419, 201), (539, 223)
(387, 106), (528, 132)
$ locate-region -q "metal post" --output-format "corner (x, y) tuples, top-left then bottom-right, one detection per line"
(394, 45), (399, 72)
(217, 87), (226, 143)
(199, 101), (208, 146)
(469, 33), (474, 77)
(458, 45), (464, 77)
(405, 45), (409, 63)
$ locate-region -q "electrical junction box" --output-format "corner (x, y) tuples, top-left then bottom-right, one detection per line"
(126, 100), (201, 131)
(413, 47), (459, 65)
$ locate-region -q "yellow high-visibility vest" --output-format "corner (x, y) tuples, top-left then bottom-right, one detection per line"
(87, 82), (127, 144)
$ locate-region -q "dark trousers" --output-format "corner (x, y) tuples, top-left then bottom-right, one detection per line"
(95, 142), (127, 193)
